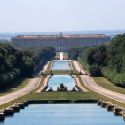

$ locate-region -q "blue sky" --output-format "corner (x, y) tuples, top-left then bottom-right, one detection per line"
(0, 0), (125, 32)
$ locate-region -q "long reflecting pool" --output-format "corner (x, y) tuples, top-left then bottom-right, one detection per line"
(52, 60), (71, 70)
(1, 104), (124, 125)
(47, 75), (75, 91)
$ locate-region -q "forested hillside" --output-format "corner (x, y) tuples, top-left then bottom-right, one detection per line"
(0, 43), (56, 87)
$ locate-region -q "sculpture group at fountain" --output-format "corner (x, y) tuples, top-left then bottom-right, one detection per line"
(48, 87), (53, 92)
(57, 83), (67, 91)
(47, 83), (77, 92)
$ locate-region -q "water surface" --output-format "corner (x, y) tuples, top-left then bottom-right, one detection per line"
(0, 104), (124, 125)
(52, 60), (71, 70)
(47, 75), (75, 91)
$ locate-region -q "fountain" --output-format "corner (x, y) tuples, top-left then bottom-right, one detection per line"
(60, 52), (63, 60)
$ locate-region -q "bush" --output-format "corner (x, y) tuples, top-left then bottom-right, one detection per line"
(0, 69), (20, 87)
(89, 65), (102, 76)
(102, 67), (125, 87)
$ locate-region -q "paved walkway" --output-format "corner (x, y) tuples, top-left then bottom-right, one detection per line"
(73, 75), (88, 92)
(0, 61), (51, 105)
(36, 76), (50, 93)
(42, 62), (50, 73)
(0, 77), (41, 106)
(73, 61), (86, 74)
(36, 61), (52, 92)
(73, 61), (125, 103)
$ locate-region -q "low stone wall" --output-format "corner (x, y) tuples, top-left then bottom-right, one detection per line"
(0, 101), (28, 121)
(28, 99), (97, 104)
(0, 99), (97, 121)
(1, 100), (125, 122)
(97, 100), (125, 120)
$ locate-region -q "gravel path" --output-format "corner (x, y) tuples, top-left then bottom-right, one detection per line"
(73, 61), (86, 74)
(73, 75), (88, 92)
(0, 77), (41, 106)
(73, 61), (125, 103)
(36, 76), (50, 93)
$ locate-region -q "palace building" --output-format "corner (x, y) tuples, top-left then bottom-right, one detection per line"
(12, 33), (111, 51)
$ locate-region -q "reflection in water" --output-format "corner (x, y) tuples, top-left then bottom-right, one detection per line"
(47, 75), (76, 91)
(52, 60), (71, 70)
(0, 104), (124, 125)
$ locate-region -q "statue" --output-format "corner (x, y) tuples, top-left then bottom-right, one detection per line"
(57, 83), (67, 91)
(72, 87), (76, 91)
(48, 87), (53, 92)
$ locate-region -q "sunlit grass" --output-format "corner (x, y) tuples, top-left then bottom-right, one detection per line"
(93, 77), (125, 95)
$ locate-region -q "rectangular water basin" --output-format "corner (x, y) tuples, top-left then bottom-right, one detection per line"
(1, 104), (124, 125)
(52, 60), (71, 70)
(47, 75), (76, 91)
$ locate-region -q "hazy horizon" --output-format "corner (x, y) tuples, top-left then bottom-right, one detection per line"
(0, 0), (125, 32)
(0, 29), (125, 33)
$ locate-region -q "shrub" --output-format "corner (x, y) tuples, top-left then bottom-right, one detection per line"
(89, 65), (102, 76)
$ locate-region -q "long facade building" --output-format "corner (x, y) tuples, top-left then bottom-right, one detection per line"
(12, 33), (111, 51)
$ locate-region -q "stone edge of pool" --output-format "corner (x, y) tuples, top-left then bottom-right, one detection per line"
(45, 75), (80, 92)
(0, 100), (125, 122)
(40, 60), (85, 92)
(51, 60), (71, 71)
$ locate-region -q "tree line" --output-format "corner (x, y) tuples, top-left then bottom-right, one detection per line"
(0, 43), (56, 87)
(68, 34), (125, 87)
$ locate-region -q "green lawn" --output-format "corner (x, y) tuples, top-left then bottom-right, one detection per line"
(35, 76), (46, 91)
(2, 90), (125, 110)
(75, 75), (125, 108)
(43, 61), (52, 75)
(0, 91), (111, 109)
(52, 70), (71, 75)
(1, 60), (125, 110)
(93, 77), (125, 95)
(1, 77), (125, 109)
(0, 78), (30, 97)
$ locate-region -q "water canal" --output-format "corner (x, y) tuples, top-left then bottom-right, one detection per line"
(46, 60), (75, 91)
(1, 59), (124, 124)
(0, 104), (124, 125)
(52, 60), (71, 70)
(47, 75), (76, 91)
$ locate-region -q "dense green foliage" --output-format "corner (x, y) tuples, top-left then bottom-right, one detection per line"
(0, 43), (56, 87)
(68, 48), (83, 60)
(79, 34), (125, 86)
(23, 47), (56, 73)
